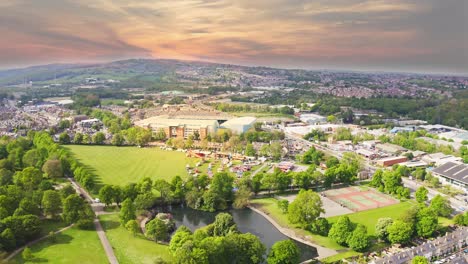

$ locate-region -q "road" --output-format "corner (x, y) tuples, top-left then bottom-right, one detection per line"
(68, 178), (119, 264)
(401, 177), (466, 214)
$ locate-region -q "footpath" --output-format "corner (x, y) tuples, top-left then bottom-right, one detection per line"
(5, 225), (74, 261)
(68, 178), (119, 264)
(248, 205), (338, 260)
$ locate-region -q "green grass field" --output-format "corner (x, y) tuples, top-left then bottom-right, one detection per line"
(327, 201), (415, 235)
(13, 227), (107, 264)
(65, 145), (201, 187)
(99, 213), (173, 264)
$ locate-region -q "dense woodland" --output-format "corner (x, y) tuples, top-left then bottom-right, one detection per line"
(0, 132), (94, 254)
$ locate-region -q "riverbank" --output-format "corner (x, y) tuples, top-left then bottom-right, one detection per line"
(247, 205), (338, 259)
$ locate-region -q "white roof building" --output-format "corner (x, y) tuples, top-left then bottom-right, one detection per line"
(220, 117), (256, 134)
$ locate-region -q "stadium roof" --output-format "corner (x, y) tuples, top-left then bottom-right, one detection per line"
(135, 117), (219, 129)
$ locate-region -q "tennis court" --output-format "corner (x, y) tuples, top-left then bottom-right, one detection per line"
(322, 186), (398, 212)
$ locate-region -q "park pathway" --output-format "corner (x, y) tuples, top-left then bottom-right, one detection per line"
(248, 205), (337, 260)
(4, 225), (74, 261)
(67, 178), (119, 264)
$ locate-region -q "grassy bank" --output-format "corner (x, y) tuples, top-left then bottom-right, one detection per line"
(99, 213), (173, 264)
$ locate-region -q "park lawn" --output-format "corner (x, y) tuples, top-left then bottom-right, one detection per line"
(98, 213), (173, 264)
(13, 227), (107, 264)
(327, 201), (415, 235)
(65, 145), (201, 187)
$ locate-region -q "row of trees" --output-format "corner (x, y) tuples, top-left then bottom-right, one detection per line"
(369, 167), (411, 199)
(375, 196), (452, 246)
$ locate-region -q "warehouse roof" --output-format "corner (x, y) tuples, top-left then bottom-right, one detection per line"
(432, 162), (468, 184)
(221, 117), (256, 126)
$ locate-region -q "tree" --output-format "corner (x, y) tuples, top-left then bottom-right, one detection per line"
(210, 172), (234, 201)
(212, 213), (237, 236)
(288, 189), (324, 228)
(233, 187), (251, 209)
(416, 215), (438, 238)
(347, 224), (369, 252)
(15, 167), (42, 190)
(1, 228), (16, 251)
(429, 195), (452, 217)
(383, 170), (402, 194)
(261, 172), (279, 194)
(22, 149), (41, 168)
(245, 143), (256, 156)
(267, 240), (300, 264)
(375, 218), (393, 241)
(120, 198), (136, 225)
(327, 115), (337, 123)
(309, 217), (330, 236)
(99, 185), (115, 207)
(0, 168), (13, 185)
(93, 132), (106, 145)
(125, 220), (140, 236)
(22, 247), (34, 261)
(225, 233), (266, 264)
(415, 186), (428, 203)
(293, 171), (314, 190)
(252, 173), (263, 195)
(453, 212), (468, 226)
(416, 208), (438, 238)
(154, 179), (173, 203)
(42, 190), (62, 218)
(174, 241), (208, 264)
(146, 218), (168, 242)
(270, 142), (283, 161)
(277, 199), (289, 214)
(412, 256), (429, 264)
(74, 133), (84, 144)
(169, 226), (193, 253)
(42, 159), (63, 178)
(328, 216), (354, 245)
(112, 133), (125, 146)
(370, 169), (384, 188)
(59, 132), (71, 144)
(387, 220), (413, 244)
(62, 194), (85, 224)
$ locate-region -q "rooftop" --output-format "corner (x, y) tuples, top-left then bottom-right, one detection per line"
(135, 117), (219, 129)
(432, 162), (468, 185)
(221, 116), (257, 126)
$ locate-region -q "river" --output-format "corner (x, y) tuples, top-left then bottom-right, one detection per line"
(166, 206), (318, 262)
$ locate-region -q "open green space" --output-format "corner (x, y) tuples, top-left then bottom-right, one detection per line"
(65, 145), (201, 187)
(12, 227), (107, 264)
(327, 201), (415, 235)
(99, 213), (173, 264)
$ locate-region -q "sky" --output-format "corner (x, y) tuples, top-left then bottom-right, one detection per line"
(0, 0), (467, 74)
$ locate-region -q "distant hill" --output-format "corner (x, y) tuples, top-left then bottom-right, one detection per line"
(0, 59), (256, 86)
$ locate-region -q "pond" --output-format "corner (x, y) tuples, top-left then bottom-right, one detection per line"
(165, 206), (318, 262)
